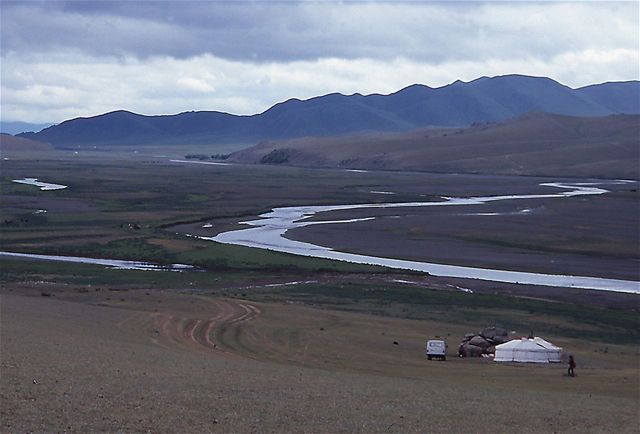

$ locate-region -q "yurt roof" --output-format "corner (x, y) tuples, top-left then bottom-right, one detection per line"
(495, 338), (549, 351)
(532, 337), (562, 350)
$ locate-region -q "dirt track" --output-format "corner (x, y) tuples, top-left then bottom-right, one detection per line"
(115, 298), (262, 357)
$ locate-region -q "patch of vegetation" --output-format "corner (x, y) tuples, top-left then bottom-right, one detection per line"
(175, 243), (388, 273)
(31, 238), (177, 264)
(1, 212), (48, 227)
(260, 149), (290, 164)
(185, 154), (210, 160)
(183, 153), (230, 161)
(187, 194), (209, 203)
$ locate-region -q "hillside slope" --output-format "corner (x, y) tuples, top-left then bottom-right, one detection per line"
(228, 113), (640, 179)
(0, 133), (54, 152)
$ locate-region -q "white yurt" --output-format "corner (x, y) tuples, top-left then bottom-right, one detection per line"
(532, 337), (563, 363)
(494, 337), (563, 363)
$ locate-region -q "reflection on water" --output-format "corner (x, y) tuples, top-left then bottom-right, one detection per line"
(12, 178), (67, 191)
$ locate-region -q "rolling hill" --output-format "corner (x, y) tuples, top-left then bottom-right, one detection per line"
(228, 112), (640, 179)
(0, 133), (54, 152)
(18, 75), (640, 149)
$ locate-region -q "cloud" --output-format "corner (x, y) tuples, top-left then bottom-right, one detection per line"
(1, 1), (638, 122)
(2, 1), (637, 63)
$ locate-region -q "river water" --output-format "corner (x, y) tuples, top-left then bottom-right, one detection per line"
(205, 182), (639, 294)
(12, 178), (68, 191)
(0, 251), (194, 272)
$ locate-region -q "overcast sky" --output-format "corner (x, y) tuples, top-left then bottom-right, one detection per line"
(1, 1), (638, 123)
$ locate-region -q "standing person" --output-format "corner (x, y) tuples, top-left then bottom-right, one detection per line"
(568, 355), (576, 377)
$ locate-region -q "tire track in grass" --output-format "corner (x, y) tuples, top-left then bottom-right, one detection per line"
(113, 298), (266, 358)
(213, 301), (264, 359)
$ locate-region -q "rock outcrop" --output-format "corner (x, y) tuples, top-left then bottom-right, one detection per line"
(458, 327), (508, 357)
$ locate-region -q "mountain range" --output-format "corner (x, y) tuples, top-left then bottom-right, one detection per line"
(17, 75), (640, 149)
(0, 121), (54, 136)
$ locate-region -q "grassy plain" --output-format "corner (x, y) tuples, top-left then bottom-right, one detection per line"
(2, 290), (638, 433)
(1, 149), (638, 432)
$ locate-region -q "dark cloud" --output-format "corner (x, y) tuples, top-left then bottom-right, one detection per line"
(3, 1), (635, 63)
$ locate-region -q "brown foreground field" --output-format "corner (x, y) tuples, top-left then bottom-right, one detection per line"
(2, 287), (638, 433)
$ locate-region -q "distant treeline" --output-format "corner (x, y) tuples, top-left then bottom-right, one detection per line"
(184, 153), (230, 161)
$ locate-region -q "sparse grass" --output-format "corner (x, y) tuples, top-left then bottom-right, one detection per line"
(2, 254), (635, 344)
(240, 282), (640, 345)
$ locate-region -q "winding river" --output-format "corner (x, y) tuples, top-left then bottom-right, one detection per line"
(204, 182), (640, 294)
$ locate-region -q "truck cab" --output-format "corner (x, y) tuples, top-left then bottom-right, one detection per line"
(426, 339), (447, 360)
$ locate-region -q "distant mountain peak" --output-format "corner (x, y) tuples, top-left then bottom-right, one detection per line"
(397, 83), (432, 91)
(0, 121), (55, 135)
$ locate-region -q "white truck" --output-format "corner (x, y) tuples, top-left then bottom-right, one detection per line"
(426, 339), (447, 360)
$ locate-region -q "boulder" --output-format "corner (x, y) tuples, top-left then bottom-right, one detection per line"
(481, 327), (507, 341)
(458, 327), (507, 357)
(490, 335), (507, 345)
(461, 343), (484, 357)
(469, 335), (491, 348)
